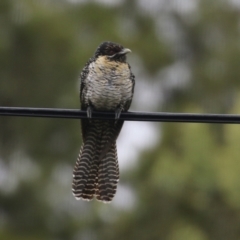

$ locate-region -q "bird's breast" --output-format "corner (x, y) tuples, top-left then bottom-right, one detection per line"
(86, 56), (133, 110)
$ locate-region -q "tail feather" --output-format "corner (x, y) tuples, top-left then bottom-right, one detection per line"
(72, 120), (123, 202)
(72, 124), (101, 200)
(96, 143), (119, 202)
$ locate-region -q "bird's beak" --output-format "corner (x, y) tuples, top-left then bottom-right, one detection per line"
(119, 48), (131, 55)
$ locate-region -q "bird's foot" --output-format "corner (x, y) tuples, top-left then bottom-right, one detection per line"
(114, 108), (122, 124)
(115, 108), (122, 119)
(87, 106), (93, 119)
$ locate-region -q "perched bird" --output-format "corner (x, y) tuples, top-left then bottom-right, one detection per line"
(72, 41), (135, 202)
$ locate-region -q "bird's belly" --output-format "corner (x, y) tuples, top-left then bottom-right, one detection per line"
(85, 58), (133, 111)
(88, 80), (132, 111)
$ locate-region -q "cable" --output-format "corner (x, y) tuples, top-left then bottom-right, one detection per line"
(1, 106), (240, 124)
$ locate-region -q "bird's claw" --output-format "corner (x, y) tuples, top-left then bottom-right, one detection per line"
(87, 106), (92, 119)
(115, 108), (122, 120)
(114, 108), (122, 124)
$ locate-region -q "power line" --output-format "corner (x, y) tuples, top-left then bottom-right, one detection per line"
(0, 106), (240, 124)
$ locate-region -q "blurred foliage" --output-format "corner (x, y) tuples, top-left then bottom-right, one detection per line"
(1, 0), (240, 239)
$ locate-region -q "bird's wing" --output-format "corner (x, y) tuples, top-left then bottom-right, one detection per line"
(123, 65), (135, 111)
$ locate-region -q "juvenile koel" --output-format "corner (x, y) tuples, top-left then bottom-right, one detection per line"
(72, 41), (135, 202)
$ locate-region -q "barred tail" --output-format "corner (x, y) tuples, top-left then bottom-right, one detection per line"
(72, 120), (123, 202)
(96, 143), (119, 202)
(72, 142), (119, 202)
(72, 124), (101, 201)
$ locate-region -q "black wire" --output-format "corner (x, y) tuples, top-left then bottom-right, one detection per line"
(0, 106), (240, 124)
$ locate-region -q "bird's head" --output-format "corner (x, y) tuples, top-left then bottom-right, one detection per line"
(95, 41), (131, 62)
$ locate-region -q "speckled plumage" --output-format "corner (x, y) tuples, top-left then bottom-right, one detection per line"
(72, 42), (135, 202)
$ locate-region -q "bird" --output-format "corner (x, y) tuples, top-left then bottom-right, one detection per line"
(72, 41), (135, 202)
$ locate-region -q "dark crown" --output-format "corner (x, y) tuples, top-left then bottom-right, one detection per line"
(94, 41), (131, 62)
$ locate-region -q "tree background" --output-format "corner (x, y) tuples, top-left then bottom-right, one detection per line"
(1, 0), (240, 239)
